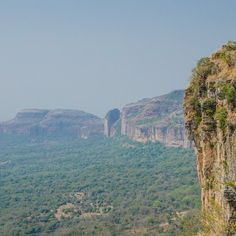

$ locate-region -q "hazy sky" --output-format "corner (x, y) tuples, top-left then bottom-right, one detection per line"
(0, 0), (236, 120)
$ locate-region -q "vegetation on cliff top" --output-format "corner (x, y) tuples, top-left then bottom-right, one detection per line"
(184, 41), (236, 132)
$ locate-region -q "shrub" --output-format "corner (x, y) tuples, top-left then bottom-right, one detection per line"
(216, 83), (235, 104)
(215, 107), (228, 130)
(189, 97), (202, 127)
(223, 41), (236, 51)
(224, 84), (235, 104)
(192, 57), (216, 80)
(218, 52), (234, 67)
(202, 99), (216, 117)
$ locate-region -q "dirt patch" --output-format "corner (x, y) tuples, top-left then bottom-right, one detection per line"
(80, 212), (103, 218)
(159, 222), (169, 231)
(55, 203), (80, 221)
(55, 192), (113, 221)
(126, 227), (148, 234)
(74, 192), (84, 201)
(0, 160), (11, 167)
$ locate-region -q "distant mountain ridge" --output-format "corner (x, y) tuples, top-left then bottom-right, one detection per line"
(0, 109), (103, 139)
(0, 90), (192, 147)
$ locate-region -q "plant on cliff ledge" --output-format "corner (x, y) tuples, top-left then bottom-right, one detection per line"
(216, 82), (234, 102)
(189, 97), (202, 127)
(224, 83), (236, 104)
(223, 41), (236, 51)
(192, 57), (216, 80)
(215, 107), (228, 130)
(213, 41), (236, 67)
(202, 99), (216, 117)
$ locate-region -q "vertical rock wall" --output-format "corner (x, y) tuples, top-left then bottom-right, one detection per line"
(184, 42), (236, 235)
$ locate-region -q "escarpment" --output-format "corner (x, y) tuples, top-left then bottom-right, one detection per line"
(1, 92), (192, 147)
(121, 90), (192, 148)
(184, 41), (236, 235)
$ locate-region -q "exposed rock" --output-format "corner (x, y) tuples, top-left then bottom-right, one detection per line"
(184, 41), (236, 235)
(0, 109), (103, 139)
(104, 109), (120, 137)
(121, 90), (192, 148)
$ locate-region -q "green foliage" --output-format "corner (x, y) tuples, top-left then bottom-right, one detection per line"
(0, 137), (200, 236)
(192, 57), (216, 80)
(223, 41), (236, 51)
(187, 97), (202, 127)
(225, 181), (236, 191)
(215, 107), (228, 130)
(202, 99), (216, 117)
(205, 176), (217, 190)
(223, 84), (235, 104)
(218, 52), (234, 66)
(177, 210), (202, 236)
(213, 41), (236, 67)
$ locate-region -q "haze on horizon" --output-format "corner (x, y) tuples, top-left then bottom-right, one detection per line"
(0, 0), (236, 121)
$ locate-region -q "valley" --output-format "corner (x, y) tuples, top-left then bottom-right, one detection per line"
(0, 136), (199, 236)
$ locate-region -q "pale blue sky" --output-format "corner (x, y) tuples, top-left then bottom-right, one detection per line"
(0, 0), (236, 120)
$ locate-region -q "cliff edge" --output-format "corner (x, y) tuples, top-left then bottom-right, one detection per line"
(121, 90), (192, 148)
(184, 41), (236, 235)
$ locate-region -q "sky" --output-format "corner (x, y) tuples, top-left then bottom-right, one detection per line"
(0, 0), (236, 121)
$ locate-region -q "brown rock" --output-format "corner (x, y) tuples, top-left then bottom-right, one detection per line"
(184, 41), (236, 235)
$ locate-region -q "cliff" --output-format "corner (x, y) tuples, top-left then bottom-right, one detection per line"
(184, 41), (236, 235)
(0, 109), (103, 139)
(120, 90), (192, 148)
(104, 109), (121, 137)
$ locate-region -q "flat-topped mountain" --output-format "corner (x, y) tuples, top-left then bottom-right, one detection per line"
(0, 109), (103, 139)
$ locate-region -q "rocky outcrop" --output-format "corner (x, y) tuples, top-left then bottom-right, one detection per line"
(104, 109), (120, 137)
(184, 41), (236, 235)
(121, 90), (192, 148)
(0, 109), (103, 139)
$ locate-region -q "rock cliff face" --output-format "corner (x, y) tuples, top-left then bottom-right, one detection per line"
(121, 90), (192, 148)
(104, 109), (121, 137)
(0, 109), (103, 139)
(184, 41), (236, 235)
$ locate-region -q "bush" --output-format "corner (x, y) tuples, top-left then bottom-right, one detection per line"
(223, 41), (236, 51)
(192, 57), (216, 80)
(219, 52), (234, 67)
(202, 99), (216, 117)
(224, 84), (235, 104)
(215, 107), (228, 130)
(189, 97), (202, 127)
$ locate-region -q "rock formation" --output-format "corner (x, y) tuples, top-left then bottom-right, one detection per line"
(184, 41), (236, 235)
(2, 91), (192, 147)
(104, 109), (120, 137)
(0, 109), (103, 139)
(120, 90), (192, 148)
